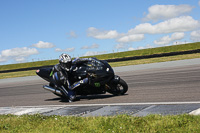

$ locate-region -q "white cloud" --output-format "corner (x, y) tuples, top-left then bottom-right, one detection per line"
(81, 43), (99, 49)
(55, 47), (75, 52)
(146, 44), (153, 49)
(67, 31), (78, 38)
(190, 30), (200, 41)
(15, 57), (26, 62)
(0, 55), (6, 62)
(137, 46), (145, 50)
(137, 44), (153, 50)
(83, 51), (107, 56)
(87, 27), (145, 43)
(128, 47), (135, 51)
(154, 32), (185, 45)
(32, 41), (55, 48)
(87, 27), (119, 39)
(129, 16), (200, 34)
(144, 4), (193, 21)
(0, 47), (39, 62)
(128, 44), (153, 51)
(115, 44), (127, 49)
(1, 47), (39, 57)
(117, 34), (145, 43)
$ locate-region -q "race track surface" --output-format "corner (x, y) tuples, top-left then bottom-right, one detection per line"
(1, 58), (200, 116)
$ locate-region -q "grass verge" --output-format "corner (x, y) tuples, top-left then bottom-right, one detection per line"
(1, 53), (200, 79)
(90, 42), (200, 59)
(1, 114), (200, 132)
(109, 52), (200, 67)
(0, 70), (36, 79)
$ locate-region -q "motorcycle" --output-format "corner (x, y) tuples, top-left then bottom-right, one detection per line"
(36, 58), (128, 101)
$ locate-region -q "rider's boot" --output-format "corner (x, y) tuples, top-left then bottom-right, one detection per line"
(67, 89), (76, 102)
(60, 86), (76, 102)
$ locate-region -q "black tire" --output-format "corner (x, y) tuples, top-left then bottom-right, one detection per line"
(117, 78), (128, 95)
(107, 78), (128, 95)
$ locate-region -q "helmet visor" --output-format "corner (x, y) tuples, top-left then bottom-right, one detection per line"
(61, 61), (72, 70)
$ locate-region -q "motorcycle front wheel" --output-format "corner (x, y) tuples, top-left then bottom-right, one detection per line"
(107, 78), (128, 95)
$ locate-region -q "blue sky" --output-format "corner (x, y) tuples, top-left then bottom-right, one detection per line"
(0, 0), (200, 65)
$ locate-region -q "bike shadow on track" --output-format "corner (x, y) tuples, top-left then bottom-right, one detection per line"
(45, 94), (128, 103)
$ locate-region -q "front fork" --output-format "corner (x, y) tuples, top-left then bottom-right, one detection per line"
(105, 75), (120, 90)
(112, 75), (120, 84)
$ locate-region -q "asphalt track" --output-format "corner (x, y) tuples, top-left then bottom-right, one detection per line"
(1, 58), (200, 116)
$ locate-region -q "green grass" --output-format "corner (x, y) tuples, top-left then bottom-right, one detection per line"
(1, 53), (200, 79)
(109, 52), (200, 67)
(0, 42), (200, 71)
(0, 70), (36, 79)
(1, 114), (200, 132)
(89, 42), (200, 60)
(0, 59), (58, 71)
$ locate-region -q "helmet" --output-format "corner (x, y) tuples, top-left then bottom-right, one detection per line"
(59, 53), (72, 71)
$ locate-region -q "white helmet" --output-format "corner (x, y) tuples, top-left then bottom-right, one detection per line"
(59, 53), (72, 71)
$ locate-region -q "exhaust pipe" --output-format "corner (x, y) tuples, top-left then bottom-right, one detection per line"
(43, 85), (62, 96)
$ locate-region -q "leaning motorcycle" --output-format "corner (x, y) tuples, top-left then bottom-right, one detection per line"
(36, 58), (128, 101)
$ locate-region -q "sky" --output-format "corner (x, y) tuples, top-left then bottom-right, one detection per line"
(0, 0), (200, 65)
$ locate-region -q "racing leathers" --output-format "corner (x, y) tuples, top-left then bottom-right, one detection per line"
(50, 58), (94, 101)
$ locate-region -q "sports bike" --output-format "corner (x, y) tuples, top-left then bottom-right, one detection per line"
(36, 58), (128, 101)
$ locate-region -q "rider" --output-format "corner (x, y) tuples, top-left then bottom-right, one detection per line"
(50, 53), (90, 102)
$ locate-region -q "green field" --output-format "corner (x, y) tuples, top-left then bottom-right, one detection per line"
(1, 114), (200, 132)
